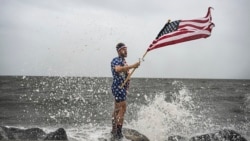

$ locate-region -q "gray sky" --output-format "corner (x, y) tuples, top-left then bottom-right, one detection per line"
(1, 0), (250, 79)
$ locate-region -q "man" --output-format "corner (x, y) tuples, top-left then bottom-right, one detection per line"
(110, 42), (140, 139)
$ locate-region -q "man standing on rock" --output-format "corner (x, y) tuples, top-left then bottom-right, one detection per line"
(110, 42), (140, 139)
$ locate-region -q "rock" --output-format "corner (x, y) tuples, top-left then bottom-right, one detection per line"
(98, 128), (150, 141)
(123, 128), (150, 141)
(190, 129), (247, 141)
(0, 126), (67, 140)
(44, 128), (68, 140)
(0, 126), (46, 140)
(167, 135), (187, 141)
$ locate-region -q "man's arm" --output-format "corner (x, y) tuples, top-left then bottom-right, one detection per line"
(115, 62), (140, 73)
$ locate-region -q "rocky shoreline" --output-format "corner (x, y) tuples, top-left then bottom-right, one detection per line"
(0, 126), (247, 141)
(0, 126), (67, 140)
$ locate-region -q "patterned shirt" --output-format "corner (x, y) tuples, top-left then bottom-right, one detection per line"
(111, 56), (129, 102)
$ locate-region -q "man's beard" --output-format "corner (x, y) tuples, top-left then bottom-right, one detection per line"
(121, 51), (127, 58)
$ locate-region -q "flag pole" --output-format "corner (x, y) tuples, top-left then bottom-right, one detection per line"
(120, 50), (148, 88)
(120, 19), (171, 88)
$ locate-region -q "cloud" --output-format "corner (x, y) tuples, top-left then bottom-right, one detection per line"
(0, 0), (250, 79)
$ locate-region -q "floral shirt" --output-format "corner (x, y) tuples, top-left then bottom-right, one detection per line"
(111, 56), (129, 102)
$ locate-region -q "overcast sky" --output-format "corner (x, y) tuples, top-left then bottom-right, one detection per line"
(1, 0), (250, 79)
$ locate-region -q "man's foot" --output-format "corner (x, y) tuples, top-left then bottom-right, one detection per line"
(116, 125), (123, 139)
(111, 131), (123, 139)
(116, 132), (123, 139)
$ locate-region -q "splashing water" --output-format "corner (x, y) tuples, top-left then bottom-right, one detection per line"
(129, 94), (190, 140)
(61, 82), (204, 141)
(11, 77), (250, 140)
(128, 81), (216, 141)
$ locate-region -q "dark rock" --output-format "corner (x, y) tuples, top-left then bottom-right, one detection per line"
(122, 128), (150, 141)
(44, 128), (68, 140)
(190, 129), (247, 141)
(0, 126), (67, 140)
(0, 126), (46, 140)
(167, 135), (187, 141)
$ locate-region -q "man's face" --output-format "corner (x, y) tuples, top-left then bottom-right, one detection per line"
(118, 48), (127, 58)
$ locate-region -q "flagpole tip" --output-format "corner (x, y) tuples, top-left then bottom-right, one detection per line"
(208, 7), (214, 11)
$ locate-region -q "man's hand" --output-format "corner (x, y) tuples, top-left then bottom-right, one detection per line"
(115, 61), (140, 73)
(131, 61), (140, 69)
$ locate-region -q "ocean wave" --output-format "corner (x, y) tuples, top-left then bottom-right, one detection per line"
(11, 77), (250, 140)
(128, 81), (207, 140)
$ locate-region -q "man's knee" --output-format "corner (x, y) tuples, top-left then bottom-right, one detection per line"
(116, 116), (124, 125)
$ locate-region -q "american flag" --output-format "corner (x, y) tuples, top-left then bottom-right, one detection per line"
(147, 7), (215, 52)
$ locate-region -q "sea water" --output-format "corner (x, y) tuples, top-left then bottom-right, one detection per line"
(0, 76), (249, 140)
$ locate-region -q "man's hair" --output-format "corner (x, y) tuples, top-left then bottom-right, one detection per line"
(116, 43), (126, 51)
